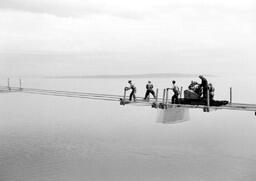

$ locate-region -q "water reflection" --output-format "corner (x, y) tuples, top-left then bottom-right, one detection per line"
(157, 108), (190, 124)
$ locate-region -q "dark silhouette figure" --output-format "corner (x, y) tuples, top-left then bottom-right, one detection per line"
(209, 83), (215, 101)
(199, 75), (208, 99)
(144, 81), (155, 100)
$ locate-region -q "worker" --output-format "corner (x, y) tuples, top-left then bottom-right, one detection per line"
(144, 81), (156, 100)
(199, 75), (208, 99)
(168, 80), (179, 104)
(188, 81), (201, 97)
(125, 80), (136, 102)
(188, 81), (196, 91)
(209, 83), (215, 100)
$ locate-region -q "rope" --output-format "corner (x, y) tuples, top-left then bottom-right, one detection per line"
(23, 87), (121, 98)
(23, 91), (120, 102)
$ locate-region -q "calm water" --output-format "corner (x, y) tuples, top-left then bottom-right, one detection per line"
(0, 76), (256, 181)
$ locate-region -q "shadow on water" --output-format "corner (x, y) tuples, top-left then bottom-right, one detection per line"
(157, 108), (190, 124)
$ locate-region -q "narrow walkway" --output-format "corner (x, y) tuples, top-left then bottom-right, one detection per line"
(1, 86), (256, 114)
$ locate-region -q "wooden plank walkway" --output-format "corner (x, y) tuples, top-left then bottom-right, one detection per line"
(2, 86), (256, 114)
(121, 98), (256, 113)
(165, 103), (256, 112)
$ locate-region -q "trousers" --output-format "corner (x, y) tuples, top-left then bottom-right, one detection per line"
(129, 89), (136, 101)
(172, 94), (179, 104)
(144, 90), (155, 99)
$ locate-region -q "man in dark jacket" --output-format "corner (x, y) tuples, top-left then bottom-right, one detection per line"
(144, 81), (156, 100)
(199, 75), (208, 99)
(208, 83), (215, 100)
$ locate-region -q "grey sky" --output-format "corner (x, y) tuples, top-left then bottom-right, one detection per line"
(0, 0), (255, 76)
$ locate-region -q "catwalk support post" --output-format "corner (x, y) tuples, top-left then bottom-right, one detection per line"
(230, 87), (232, 104)
(19, 79), (22, 90)
(7, 78), (10, 91)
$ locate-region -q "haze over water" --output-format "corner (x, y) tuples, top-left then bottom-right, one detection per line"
(0, 75), (256, 181)
(1, 0), (256, 180)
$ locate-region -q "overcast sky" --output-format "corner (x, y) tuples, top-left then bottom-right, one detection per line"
(0, 0), (255, 76)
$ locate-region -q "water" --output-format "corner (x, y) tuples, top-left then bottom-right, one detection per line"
(0, 76), (256, 181)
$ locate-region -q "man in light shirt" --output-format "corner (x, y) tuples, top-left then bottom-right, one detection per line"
(168, 80), (179, 104)
(126, 80), (136, 102)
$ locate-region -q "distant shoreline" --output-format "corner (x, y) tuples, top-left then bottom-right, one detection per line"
(44, 73), (213, 79)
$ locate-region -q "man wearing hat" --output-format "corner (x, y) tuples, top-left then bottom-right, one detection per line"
(199, 75), (208, 99)
(144, 81), (156, 100)
(126, 80), (136, 102)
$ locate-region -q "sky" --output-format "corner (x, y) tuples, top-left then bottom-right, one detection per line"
(0, 0), (255, 77)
